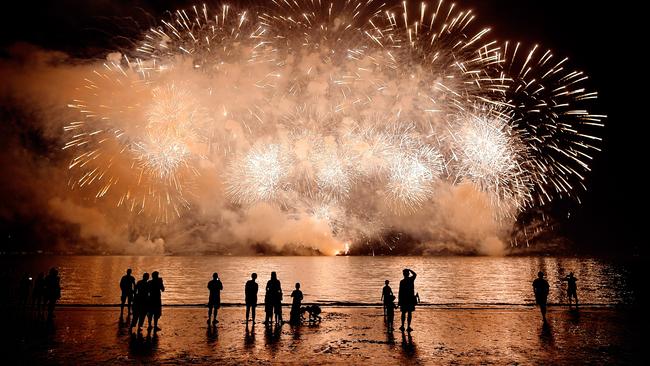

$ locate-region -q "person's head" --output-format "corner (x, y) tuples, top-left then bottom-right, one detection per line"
(538, 271), (544, 278)
(295, 282), (300, 289)
(49, 267), (58, 276)
(385, 280), (389, 285)
(213, 272), (218, 280)
(126, 268), (132, 275)
(142, 272), (150, 281)
(569, 272), (574, 277)
(252, 273), (257, 280)
(152, 271), (159, 279)
(271, 271), (277, 280)
(403, 269), (409, 278)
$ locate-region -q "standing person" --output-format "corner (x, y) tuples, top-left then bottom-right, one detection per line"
(119, 268), (136, 316)
(130, 272), (150, 332)
(398, 268), (417, 332)
(381, 280), (393, 317)
(207, 273), (223, 325)
(147, 271), (165, 331)
(290, 283), (303, 324)
(562, 272), (579, 308)
(245, 273), (258, 323)
(44, 268), (61, 322)
(32, 272), (45, 315)
(265, 272), (282, 325)
(533, 271), (550, 323)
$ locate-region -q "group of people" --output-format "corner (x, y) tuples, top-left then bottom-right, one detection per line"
(17, 268), (61, 321)
(17, 266), (577, 332)
(205, 271), (320, 327)
(381, 268), (418, 332)
(532, 271), (579, 323)
(119, 269), (165, 332)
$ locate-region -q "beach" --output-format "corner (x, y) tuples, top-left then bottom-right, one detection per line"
(3, 305), (642, 365)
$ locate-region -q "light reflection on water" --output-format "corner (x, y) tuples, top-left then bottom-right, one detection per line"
(1, 256), (635, 305)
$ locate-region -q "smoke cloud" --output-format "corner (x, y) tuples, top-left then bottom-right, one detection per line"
(0, 38), (519, 256)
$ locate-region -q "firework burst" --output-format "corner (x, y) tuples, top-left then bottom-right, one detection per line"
(497, 42), (604, 205)
(63, 0), (605, 250)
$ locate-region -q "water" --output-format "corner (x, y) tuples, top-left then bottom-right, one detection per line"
(0, 256), (637, 306)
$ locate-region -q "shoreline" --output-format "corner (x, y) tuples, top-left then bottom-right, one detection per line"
(41, 302), (627, 309)
(4, 306), (642, 365)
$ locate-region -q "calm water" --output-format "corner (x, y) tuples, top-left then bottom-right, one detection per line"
(0, 256), (637, 306)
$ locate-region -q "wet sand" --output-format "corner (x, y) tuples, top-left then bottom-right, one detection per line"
(3, 306), (643, 365)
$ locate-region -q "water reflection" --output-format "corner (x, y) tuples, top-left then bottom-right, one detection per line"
(0, 256), (637, 306)
(206, 325), (219, 344)
(539, 322), (554, 347)
(264, 323), (282, 350)
(400, 331), (417, 360)
(244, 324), (255, 348)
(129, 329), (159, 357)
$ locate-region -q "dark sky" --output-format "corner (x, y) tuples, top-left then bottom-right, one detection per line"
(0, 1), (644, 255)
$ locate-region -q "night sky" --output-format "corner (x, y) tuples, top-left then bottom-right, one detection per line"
(0, 1), (643, 255)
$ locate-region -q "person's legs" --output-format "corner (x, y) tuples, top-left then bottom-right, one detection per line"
(154, 313), (160, 329)
(208, 303), (213, 323)
(130, 306), (138, 329)
(138, 311), (145, 328)
(275, 303), (282, 323)
(120, 294), (126, 314)
(540, 303), (547, 322)
(252, 303), (256, 322)
(265, 305), (271, 323)
(47, 299), (54, 320)
(127, 294), (133, 314)
(400, 311), (406, 330)
(407, 311), (412, 330)
(213, 307), (219, 324)
(246, 304), (250, 321)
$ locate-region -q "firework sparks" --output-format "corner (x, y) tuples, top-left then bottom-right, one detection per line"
(225, 143), (292, 205)
(63, 0), (605, 250)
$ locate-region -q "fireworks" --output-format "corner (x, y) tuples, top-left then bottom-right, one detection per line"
(450, 105), (532, 212)
(63, 0), (604, 247)
(225, 143), (292, 205)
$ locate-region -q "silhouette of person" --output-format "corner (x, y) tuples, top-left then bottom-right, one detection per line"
(207, 273), (223, 325)
(264, 279), (273, 325)
(265, 272), (282, 324)
(147, 271), (165, 331)
(120, 268), (136, 316)
(398, 268), (417, 332)
(18, 272), (33, 307)
(381, 280), (393, 317)
(386, 294), (396, 331)
(562, 272), (579, 308)
(44, 268), (61, 321)
(273, 274), (283, 324)
(245, 273), (258, 323)
(32, 272), (45, 314)
(290, 283), (303, 324)
(131, 272), (150, 332)
(533, 271), (550, 322)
